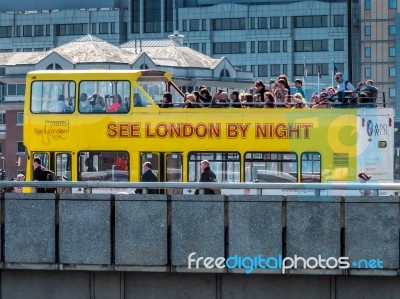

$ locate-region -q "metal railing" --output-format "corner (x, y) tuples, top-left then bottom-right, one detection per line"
(0, 181), (398, 195)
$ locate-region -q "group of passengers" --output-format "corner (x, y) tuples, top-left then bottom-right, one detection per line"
(158, 72), (379, 109)
(50, 92), (147, 113)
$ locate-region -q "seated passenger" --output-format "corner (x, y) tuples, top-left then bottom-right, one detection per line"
(230, 90), (241, 108)
(159, 92), (174, 108)
(292, 93), (308, 109)
(312, 92), (331, 108)
(356, 80), (378, 105)
(241, 93), (254, 108)
(199, 88), (212, 107)
(183, 94), (202, 108)
(107, 94), (122, 112)
(88, 92), (99, 107)
(50, 94), (68, 112)
(79, 93), (91, 113)
(210, 91), (230, 108)
(274, 79), (288, 107)
(91, 96), (106, 112)
(263, 92), (276, 108)
(134, 93), (145, 107)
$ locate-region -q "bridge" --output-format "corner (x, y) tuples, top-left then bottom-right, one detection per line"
(0, 181), (399, 299)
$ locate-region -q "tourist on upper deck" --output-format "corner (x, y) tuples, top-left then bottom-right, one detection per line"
(335, 72), (355, 92)
(294, 79), (305, 98)
(210, 91), (230, 108)
(160, 92), (174, 108)
(292, 93), (308, 109)
(274, 79), (289, 108)
(254, 80), (267, 102)
(278, 74), (291, 97)
(356, 80), (378, 105)
(183, 93), (202, 108)
(268, 79), (277, 93)
(311, 92), (331, 109)
(263, 91), (276, 108)
(230, 91), (241, 108)
(134, 93), (145, 107)
(199, 88), (212, 107)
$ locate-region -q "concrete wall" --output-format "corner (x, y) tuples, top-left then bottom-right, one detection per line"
(1, 193), (399, 298)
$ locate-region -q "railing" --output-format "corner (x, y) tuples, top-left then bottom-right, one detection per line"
(0, 181), (398, 195)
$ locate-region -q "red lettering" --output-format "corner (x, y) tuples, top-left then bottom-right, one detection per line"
(227, 124), (238, 138)
(106, 123), (117, 138)
(145, 123), (155, 138)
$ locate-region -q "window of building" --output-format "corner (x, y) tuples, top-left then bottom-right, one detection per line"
(334, 15), (344, 27)
(389, 0), (397, 9)
(56, 24), (88, 36)
(144, 0), (161, 33)
(294, 63), (328, 76)
(35, 25), (44, 36)
(0, 26), (12, 38)
(190, 19), (200, 31)
(334, 39), (344, 51)
(213, 42), (246, 54)
(99, 22), (109, 34)
(258, 65), (268, 77)
(271, 64), (280, 76)
(23, 25), (32, 37)
(16, 112), (23, 126)
(258, 17), (267, 29)
(220, 69), (230, 78)
(202, 43), (207, 54)
(365, 47), (371, 57)
(270, 17), (280, 29)
(92, 23), (97, 34)
(0, 113), (5, 125)
(165, 0), (173, 32)
(212, 18), (245, 30)
(7, 84), (25, 96)
(251, 41), (255, 53)
(294, 40), (328, 52)
(282, 64), (287, 75)
(182, 20), (187, 31)
(190, 43), (199, 51)
(250, 65), (255, 75)
(294, 16), (328, 28)
(282, 17), (287, 28)
(365, 0), (371, 10)
(365, 26), (371, 36)
(132, 0), (140, 33)
(365, 67), (371, 78)
(389, 88), (395, 97)
(283, 40), (287, 52)
(17, 141), (25, 153)
(34, 48), (43, 52)
(15, 26), (21, 37)
(46, 25), (51, 36)
(389, 47), (395, 57)
(23, 48), (31, 52)
(270, 41), (280, 53)
(202, 19), (206, 31)
(389, 25), (396, 35)
(258, 41), (268, 53)
(111, 22), (116, 34)
(389, 67), (395, 77)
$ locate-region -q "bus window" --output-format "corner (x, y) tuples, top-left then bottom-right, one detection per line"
(245, 152), (298, 183)
(133, 86), (152, 107)
(56, 153), (71, 181)
(79, 80), (130, 113)
(137, 81), (167, 104)
(140, 153), (159, 179)
(301, 153), (321, 182)
(188, 152), (240, 183)
(31, 81), (75, 113)
(169, 83), (185, 104)
(166, 153), (183, 194)
(78, 151), (129, 182)
(32, 152), (50, 169)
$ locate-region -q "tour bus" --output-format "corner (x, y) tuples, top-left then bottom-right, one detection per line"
(23, 70), (394, 195)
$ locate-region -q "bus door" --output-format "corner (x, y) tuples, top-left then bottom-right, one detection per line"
(31, 151), (72, 192)
(140, 152), (183, 194)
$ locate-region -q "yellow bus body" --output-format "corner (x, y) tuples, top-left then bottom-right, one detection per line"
(23, 70), (394, 193)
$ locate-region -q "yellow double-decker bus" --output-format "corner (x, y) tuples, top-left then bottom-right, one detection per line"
(23, 70), (394, 194)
